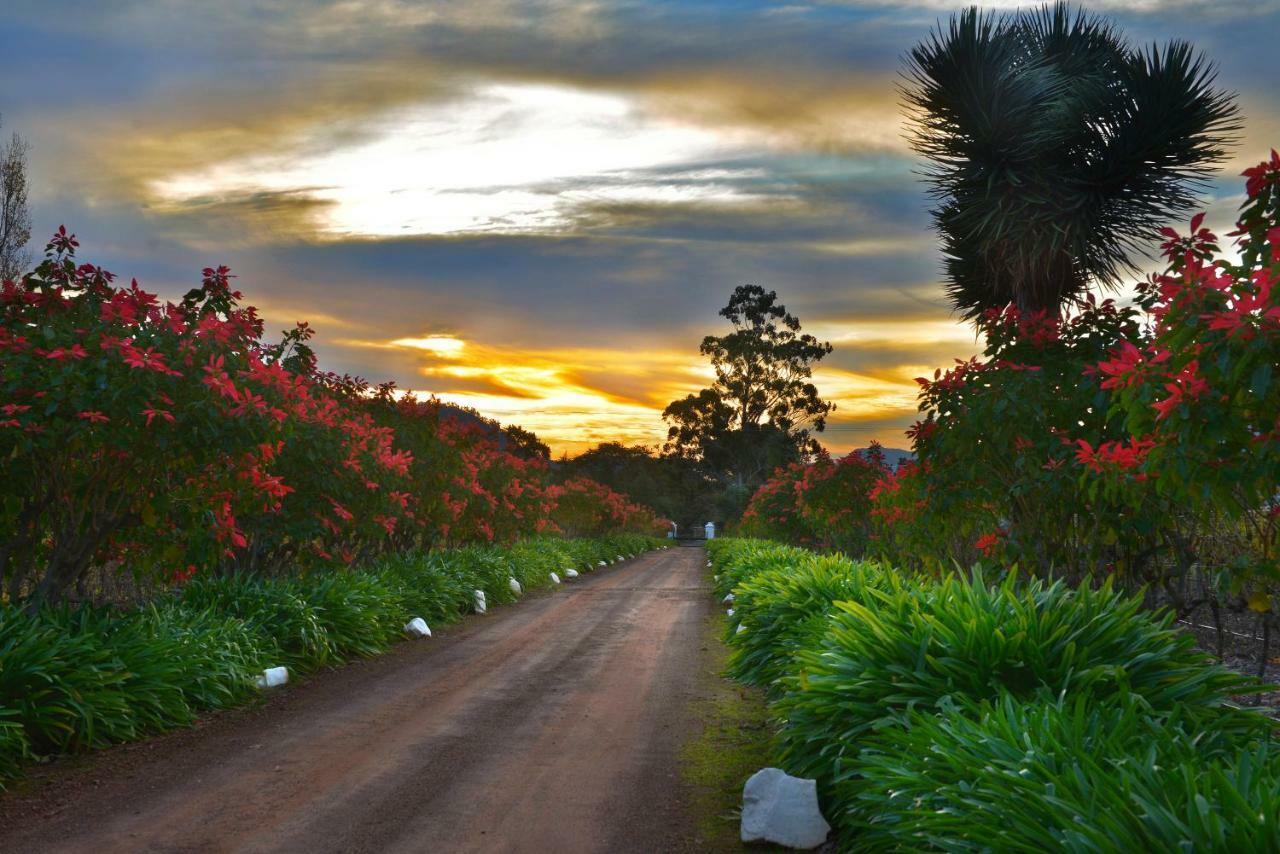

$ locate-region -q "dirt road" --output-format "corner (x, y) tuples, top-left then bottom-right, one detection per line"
(0, 547), (716, 854)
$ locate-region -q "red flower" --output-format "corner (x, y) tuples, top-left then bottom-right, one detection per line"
(1152, 362), (1209, 421)
(45, 344), (88, 361)
(329, 499), (354, 523)
(975, 528), (1007, 556)
(141, 407), (175, 427)
(1243, 149), (1280, 198)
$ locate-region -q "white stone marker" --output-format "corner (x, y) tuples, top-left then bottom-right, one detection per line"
(740, 767), (830, 849)
(405, 617), (432, 638)
(598, 560), (607, 567)
(473, 590), (487, 614)
(564, 568), (579, 579)
(509, 577), (523, 595)
(256, 666), (289, 689)
(727, 608), (735, 617)
(723, 593), (735, 604)
(736, 624), (747, 634)
(550, 572), (561, 584)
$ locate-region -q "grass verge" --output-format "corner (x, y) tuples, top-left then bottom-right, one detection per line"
(680, 576), (785, 853)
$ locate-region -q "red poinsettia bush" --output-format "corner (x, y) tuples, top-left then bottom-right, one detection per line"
(546, 476), (669, 538)
(739, 460), (813, 546)
(440, 421), (551, 544)
(866, 460), (959, 573)
(739, 446), (888, 555)
(865, 154), (1280, 600)
(0, 233), (316, 599)
(886, 293), (1176, 579)
(796, 445), (888, 555)
(1098, 152), (1280, 601)
(230, 368), (421, 571)
(0, 232), (663, 603)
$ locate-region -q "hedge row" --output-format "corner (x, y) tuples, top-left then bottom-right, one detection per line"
(0, 534), (665, 785)
(708, 538), (1280, 851)
(1, 236), (670, 606)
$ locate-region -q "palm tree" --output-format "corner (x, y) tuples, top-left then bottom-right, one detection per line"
(903, 2), (1239, 319)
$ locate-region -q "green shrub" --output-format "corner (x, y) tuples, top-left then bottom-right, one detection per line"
(0, 718), (29, 785)
(726, 554), (889, 693)
(776, 571), (1251, 784)
(563, 538), (606, 571)
(53, 605), (197, 737)
(0, 607), (133, 753)
(180, 575), (334, 669)
(443, 547), (520, 607)
(0, 599), (275, 779)
(706, 539), (1276, 850)
(301, 571), (401, 659)
(507, 539), (561, 588)
(372, 552), (472, 624)
(707, 538), (813, 600)
(850, 693), (1280, 852)
(131, 603), (271, 710)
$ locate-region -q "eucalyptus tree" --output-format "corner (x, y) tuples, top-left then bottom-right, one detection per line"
(903, 2), (1238, 318)
(0, 116), (31, 282)
(663, 285), (834, 499)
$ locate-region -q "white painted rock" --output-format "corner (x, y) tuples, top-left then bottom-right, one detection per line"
(707, 560), (712, 567)
(598, 560), (607, 567)
(740, 768), (830, 849)
(474, 589), (487, 614)
(404, 617), (432, 638)
(616, 555), (625, 561)
(564, 568), (579, 579)
(727, 608), (735, 617)
(550, 572), (561, 584)
(723, 593), (735, 604)
(509, 577), (523, 595)
(736, 623), (747, 634)
(255, 666), (289, 689)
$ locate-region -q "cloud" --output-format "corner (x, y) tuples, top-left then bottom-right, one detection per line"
(145, 81), (783, 239)
(141, 79), (910, 241)
(638, 72), (911, 157)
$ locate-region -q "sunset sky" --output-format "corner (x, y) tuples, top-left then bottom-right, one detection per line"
(3, 1), (1278, 455)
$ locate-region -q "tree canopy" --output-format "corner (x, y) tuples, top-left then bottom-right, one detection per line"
(663, 285), (833, 495)
(557, 442), (721, 531)
(0, 116), (31, 283)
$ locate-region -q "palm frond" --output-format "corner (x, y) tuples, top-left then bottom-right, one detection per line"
(902, 1), (1239, 320)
